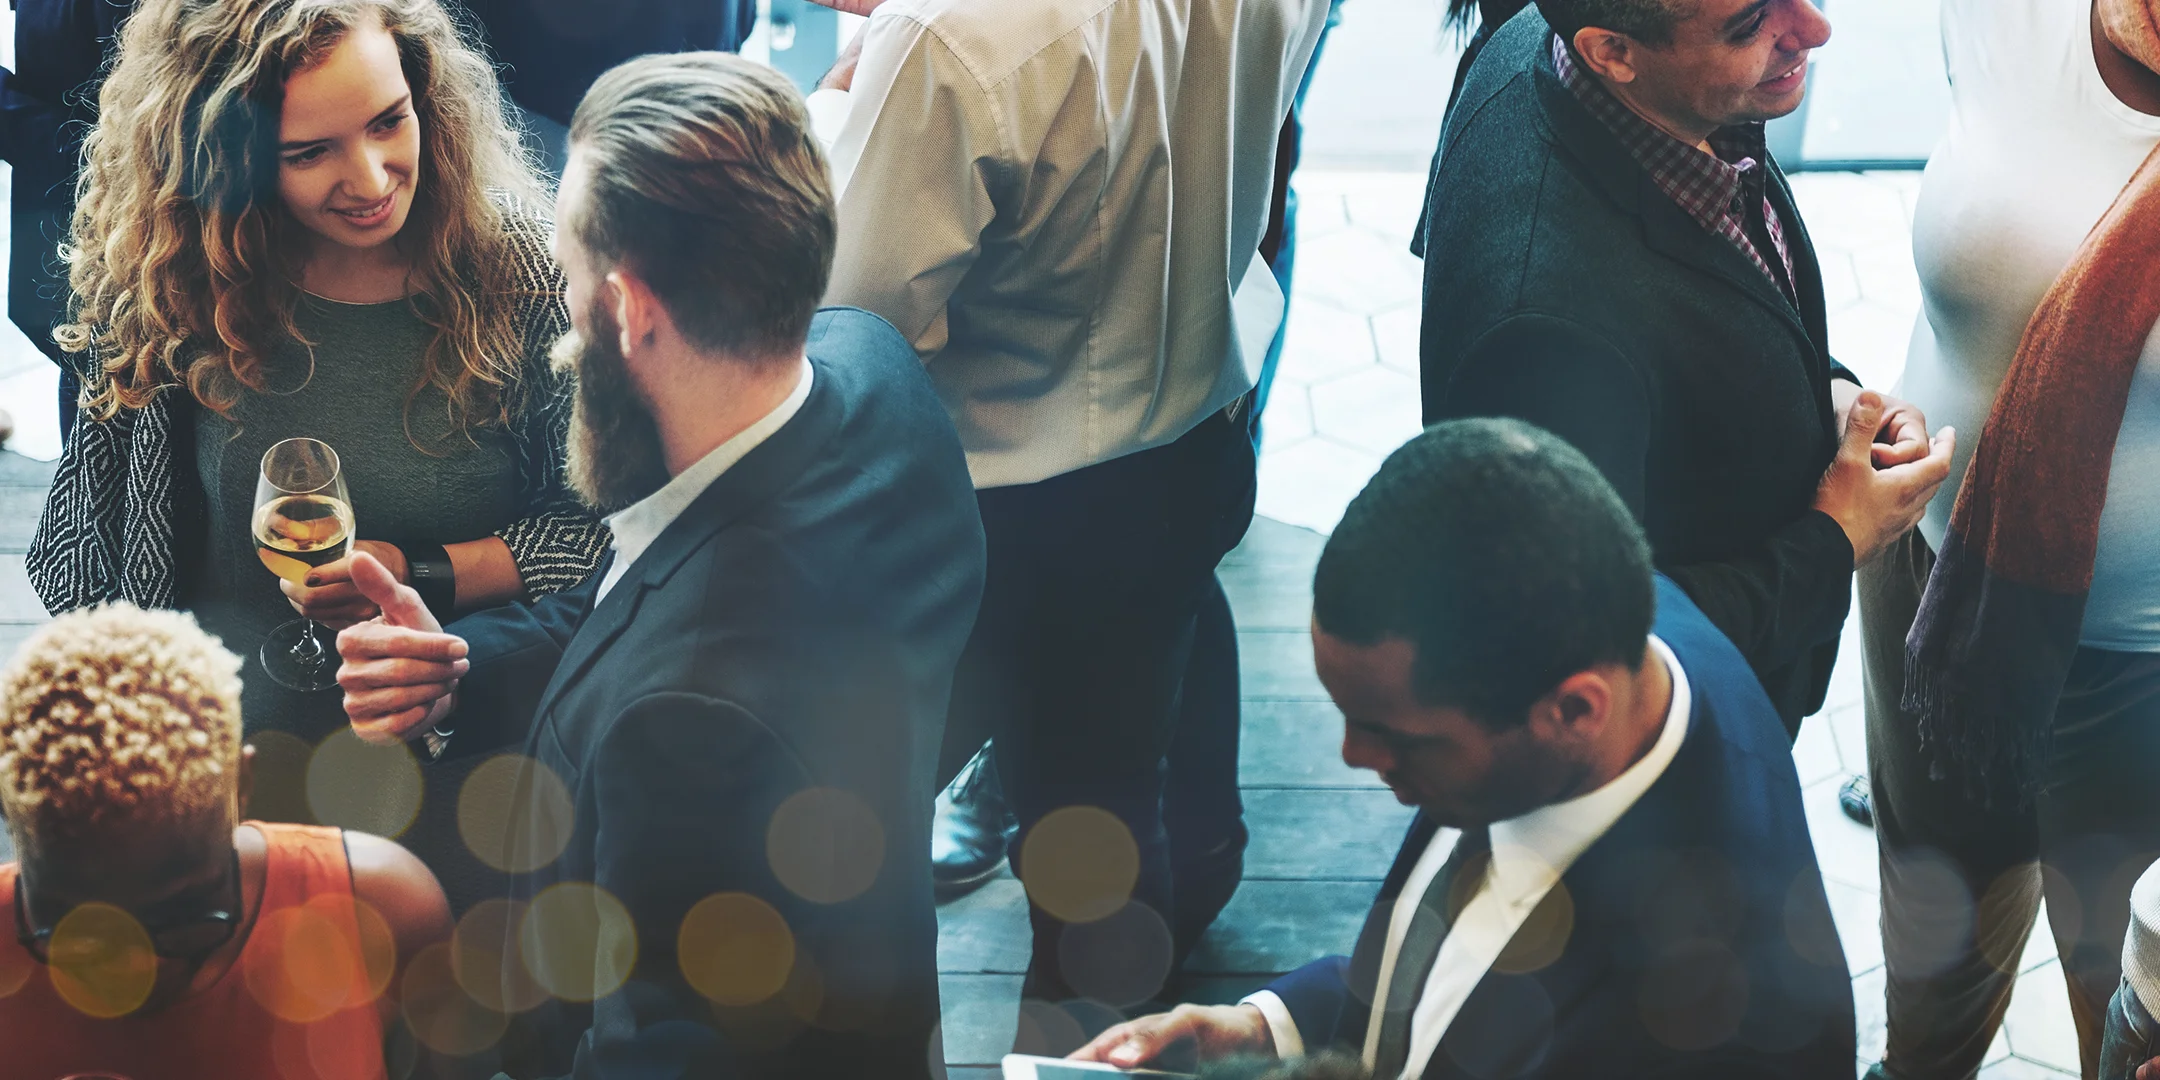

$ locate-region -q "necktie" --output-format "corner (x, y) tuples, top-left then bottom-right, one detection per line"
(1371, 825), (1493, 1080)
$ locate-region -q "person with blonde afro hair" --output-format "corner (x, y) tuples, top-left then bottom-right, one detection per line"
(0, 605), (451, 1079)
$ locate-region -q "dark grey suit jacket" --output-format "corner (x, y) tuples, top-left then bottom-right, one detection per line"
(448, 307), (986, 1079)
(1417, 9), (1855, 731)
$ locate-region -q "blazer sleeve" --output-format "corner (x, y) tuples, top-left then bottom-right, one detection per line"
(522, 692), (814, 1079)
(1261, 955), (1362, 1055)
(1444, 313), (1853, 680)
(439, 579), (591, 758)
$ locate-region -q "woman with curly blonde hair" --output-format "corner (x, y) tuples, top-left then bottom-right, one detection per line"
(27, 0), (606, 908)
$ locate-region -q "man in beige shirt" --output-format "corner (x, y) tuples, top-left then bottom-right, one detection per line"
(808, 0), (1327, 1014)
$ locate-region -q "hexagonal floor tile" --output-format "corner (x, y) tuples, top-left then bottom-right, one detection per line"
(1288, 227), (1425, 316)
(1277, 295), (1377, 386)
(1255, 436), (1381, 535)
(1371, 302), (1421, 375)
(2001, 959), (2082, 1075)
(1803, 771), (1882, 893)
(1309, 366), (1422, 457)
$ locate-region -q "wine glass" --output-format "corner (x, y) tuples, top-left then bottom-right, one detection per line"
(254, 437), (353, 691)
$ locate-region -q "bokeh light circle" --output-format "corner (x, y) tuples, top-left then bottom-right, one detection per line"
(1493, 881), (1574, 974)
(451, 898), (548, 1014)
(243, 904), (360, 1023)
(460, 753), (574, 874)
(766, 787), (886, 905)
(1057, 900), (1172, 1007)
(1017, 806), (1139, 925)
(400, 942), (509, 1056)
(344, 895), (399, 1006)
(519, 882), (638, 1002)
(679, 892), (796, 1006)
(46, 903), (155, 1018)
(307, 726), (424, 839)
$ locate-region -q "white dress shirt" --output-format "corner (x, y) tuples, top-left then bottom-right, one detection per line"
(807, 0), (1328, 490)
(1244, 636), (1693, 1079)
(595, 358), (814, 601)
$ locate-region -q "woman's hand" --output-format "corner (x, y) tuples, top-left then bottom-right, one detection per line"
(284, 539), (408, 629)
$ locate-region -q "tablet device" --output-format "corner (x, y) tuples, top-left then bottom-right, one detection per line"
(1001, 1054), (1197, 1080)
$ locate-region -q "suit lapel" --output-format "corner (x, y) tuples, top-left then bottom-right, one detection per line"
(523, 364), (845, 728)
(1528, 44), (1822, 352)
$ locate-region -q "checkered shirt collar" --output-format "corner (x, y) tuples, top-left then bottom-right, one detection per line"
(1550, 35), (1795, 300)
(1551, 35), (1770, 226)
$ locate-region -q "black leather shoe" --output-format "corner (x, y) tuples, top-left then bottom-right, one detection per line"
(1839, 774), (1874, 828)
(933, 743), (1019, 901)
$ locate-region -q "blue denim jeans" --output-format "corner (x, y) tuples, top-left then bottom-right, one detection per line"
(2103, 977), (2159, 1080)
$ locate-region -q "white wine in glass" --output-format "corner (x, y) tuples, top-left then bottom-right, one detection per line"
(255, 438), (351, 691)
(254, 493), (354, 584)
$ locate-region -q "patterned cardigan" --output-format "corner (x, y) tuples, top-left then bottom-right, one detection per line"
(28, 207), (609, 613)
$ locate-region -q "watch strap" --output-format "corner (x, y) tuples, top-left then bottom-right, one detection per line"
(400, 541), (457, 621)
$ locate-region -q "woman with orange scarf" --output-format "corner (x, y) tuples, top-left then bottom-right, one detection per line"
(1859, 0), (2160, 1076)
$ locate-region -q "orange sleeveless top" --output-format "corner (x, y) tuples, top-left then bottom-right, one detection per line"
(0, 822), (388, 1080)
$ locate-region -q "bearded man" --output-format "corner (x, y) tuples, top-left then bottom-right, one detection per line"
(332, 52), (985, 1079)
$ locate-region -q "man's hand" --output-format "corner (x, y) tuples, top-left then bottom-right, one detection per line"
(283, 539), (407, 629)
(337, 551), (467, 745)
(1068, 1004), (1274, 1070)
(1831, 378), (1933, 468)
(2137, 1055), (2160, 1080)
(1814, 390), (1955, 567)
(805, 0), (885, 14)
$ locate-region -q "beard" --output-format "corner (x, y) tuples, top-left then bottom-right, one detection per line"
(551, 300), (671, 513)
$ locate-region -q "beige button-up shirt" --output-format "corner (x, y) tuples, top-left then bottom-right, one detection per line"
(811, 0), (1328, 489)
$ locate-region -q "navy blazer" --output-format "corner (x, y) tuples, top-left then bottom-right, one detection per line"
(445, 308), (987, 1079)
(1266, 577), (1854, 1078)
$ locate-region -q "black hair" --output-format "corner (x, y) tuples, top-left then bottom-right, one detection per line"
(1446, 0), (1533, 35)
(1533, 0), (1689, 46)
(1312, 418), (1655, 729)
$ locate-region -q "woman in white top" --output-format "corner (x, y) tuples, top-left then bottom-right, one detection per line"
(1858, 1), (2160, 1076)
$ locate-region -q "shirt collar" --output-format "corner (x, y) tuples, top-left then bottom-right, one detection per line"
(1550, 35), (1770, 230)
(601, 356), (815, 581)
(1485, 634), (1692, 898)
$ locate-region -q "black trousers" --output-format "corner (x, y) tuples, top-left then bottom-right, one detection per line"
(940, 407), (1257, 1007)
(1863, 530), (2160, 1080)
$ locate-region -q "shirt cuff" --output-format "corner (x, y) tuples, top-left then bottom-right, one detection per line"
(1239, 989), (1306, 1060)
(804, 87), (852, 152)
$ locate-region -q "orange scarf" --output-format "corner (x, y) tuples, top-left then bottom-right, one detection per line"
(1903, 0), (2160, 799)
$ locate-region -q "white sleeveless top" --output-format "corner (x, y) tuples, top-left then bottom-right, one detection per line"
(1905, 0), (2160, 650)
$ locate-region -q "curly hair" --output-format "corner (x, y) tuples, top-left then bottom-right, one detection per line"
(0, 605), (244, 845)
(62, 0), (548, 439)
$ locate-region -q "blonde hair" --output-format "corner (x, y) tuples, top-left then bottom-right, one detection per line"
(63, 0), (548, 436)
(0, 605), (244, 842)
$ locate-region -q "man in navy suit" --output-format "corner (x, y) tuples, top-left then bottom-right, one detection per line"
(333, 54), (984, 1078)
(1075, 418), (1853, 1078)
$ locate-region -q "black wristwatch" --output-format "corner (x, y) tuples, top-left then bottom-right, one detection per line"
(400, 541), (457, 622)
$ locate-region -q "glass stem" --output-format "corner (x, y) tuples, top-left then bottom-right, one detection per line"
(290, 619), (327, 667)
